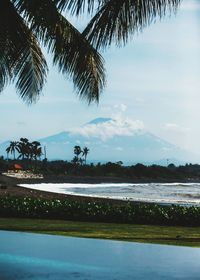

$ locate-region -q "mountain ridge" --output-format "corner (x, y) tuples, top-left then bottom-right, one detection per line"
(0, 118), (198, 165)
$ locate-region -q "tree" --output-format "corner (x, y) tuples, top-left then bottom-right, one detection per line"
(82, 147), (90, 164)
(72, 156), (79, 165)
(74, 146), (82, 162)
(0, 0), (105, 104)
(79, 157), (84, 166)
(31, 141), (43, 161)
(6, 141), (18, 160)
(17, 138), (31, 160)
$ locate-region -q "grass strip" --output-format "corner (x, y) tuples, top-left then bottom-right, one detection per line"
(1, 218), (200, 247)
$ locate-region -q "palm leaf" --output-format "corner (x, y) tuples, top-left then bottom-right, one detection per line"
(15, 0), (106, 103)
(0, 0), (48, 103)
(52, 15), (106, 103)
(14, 36), (48, 104)
(83, 0), (181, 49)
(54, 0), (99, 15)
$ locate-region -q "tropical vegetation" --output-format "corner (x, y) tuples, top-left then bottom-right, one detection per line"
(6, 138), (42, 161)
(6, 141), (18, 160)
(2, 149), (200, 182)
(0, 0), (180, 104)
(72, 145), (90, 165)
(0, 0), (105, 104)
(1, 196), (200, 226)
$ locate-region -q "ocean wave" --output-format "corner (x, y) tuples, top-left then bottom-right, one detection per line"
(19, 182), (200, 206)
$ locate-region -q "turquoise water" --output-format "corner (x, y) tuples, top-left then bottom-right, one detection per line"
(1, 231), (200, 279)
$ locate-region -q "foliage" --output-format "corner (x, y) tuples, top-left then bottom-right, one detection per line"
(0, 196), (200, 226)
(61, 0), (180, 50)
(0, 1), (181, 104)
(2, 152), (200, 181)
(6, 141), (18, 160)
(6, 138), (42, 161)
(0, 0), (105, 104)
(72, 145), (89, 165)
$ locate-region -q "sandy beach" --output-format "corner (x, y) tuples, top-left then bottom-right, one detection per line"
(0, 174), (130, 205)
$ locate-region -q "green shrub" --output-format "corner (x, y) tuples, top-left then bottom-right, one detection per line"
(0, 196), (200, 226)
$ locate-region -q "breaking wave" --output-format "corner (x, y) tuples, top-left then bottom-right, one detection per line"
(20, 182), (200, 206)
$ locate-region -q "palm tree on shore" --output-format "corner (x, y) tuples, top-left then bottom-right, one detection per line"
(0, 0), (105, 104)
(74, 145), (82, 164)
(72, 156), (79, 165)
(82, 147), (90, 164)
(17, 138), (31, 160)
(6, 141), (18, 160)
(31, 141), (43, 161)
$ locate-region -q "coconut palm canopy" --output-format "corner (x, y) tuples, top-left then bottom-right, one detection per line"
(0, 0), (181, 104)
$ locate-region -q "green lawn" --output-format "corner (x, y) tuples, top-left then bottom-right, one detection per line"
(1, 218), (200, 247)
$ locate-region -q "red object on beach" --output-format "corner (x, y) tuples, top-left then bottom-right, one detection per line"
(14, 164), (22, 170)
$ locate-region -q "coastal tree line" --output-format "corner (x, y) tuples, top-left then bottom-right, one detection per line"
(5, 139), (90, 166)
(6, 138), (43, 161)
(1, 151), (200, 182)
(3, 139), (200, 181)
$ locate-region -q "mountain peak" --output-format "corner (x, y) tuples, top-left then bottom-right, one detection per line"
(86, 118), (113, 125)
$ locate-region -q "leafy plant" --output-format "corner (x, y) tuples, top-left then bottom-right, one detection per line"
(1, 196), (200, 226)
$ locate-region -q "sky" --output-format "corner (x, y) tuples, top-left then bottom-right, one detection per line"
(1, 0), (200, 157)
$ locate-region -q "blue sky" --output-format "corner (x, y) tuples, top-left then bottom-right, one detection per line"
(1, 0), (200, 156)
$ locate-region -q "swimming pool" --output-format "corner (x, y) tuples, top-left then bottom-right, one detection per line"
(1, 231), (200, 279)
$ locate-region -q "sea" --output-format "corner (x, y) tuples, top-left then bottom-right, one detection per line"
(20, 182), (200, 206)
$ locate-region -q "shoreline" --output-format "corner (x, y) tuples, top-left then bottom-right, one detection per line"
(2, 173), (200, 185)
(1, 174), (200, 206)
(0, 174), (130, 205)
(1, 174), (200, 228)
(1, 174), (200, 204)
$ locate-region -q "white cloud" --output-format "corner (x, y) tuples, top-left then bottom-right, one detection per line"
(70, 117), (144, 141)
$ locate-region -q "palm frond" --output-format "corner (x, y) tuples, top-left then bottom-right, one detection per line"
(15, 0), (106, 103)
(0, 0), (48, 103)
(52, 15), (106, 103)
(14, 36), (48, 104)
(83, 0), (181, 49)
(54, 0), (99, 15)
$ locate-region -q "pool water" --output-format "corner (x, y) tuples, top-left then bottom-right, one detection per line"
(1, 231), (200, 279)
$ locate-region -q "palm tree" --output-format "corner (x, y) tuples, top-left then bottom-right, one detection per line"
(82, 147), (90, 164)
(0, 1), (105, 104)
(67, 0), (181, 50)
(6, 141), (18, 160)
(31, 141), (43, 161)
(74, 145), (82, 163)
(72, 156), (79, 165)
(79, 157), (84, 166)
(17, 138), (31, 160)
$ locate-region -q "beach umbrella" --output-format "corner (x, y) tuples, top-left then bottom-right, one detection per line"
(14, 164), (23, 170)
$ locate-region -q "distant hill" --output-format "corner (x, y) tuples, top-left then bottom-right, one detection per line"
(0, 118), (198, 165)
